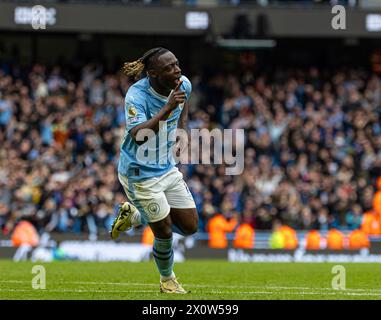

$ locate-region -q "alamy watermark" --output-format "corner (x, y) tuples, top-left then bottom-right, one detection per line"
(14, 5), (57, 30)
(31, 265), (46, 289)
(331, 265), (346, 290)
(331, 5), (346, 30)
(134, 122), (245, 175)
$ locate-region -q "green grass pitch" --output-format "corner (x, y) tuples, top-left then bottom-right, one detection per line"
(0, 260), (380, 300)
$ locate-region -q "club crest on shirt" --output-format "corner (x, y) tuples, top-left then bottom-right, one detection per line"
(128, 105), (137, 117)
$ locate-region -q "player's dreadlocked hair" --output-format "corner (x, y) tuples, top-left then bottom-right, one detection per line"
(122, 47), (169, 81)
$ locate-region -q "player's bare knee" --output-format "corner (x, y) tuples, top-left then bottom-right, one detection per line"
(150, 217), (173, 239)
(153, 228), (173, 239)
(183, 218), (198, 235)
(190, 210), (199, 234)
(186, 224), (198, 235)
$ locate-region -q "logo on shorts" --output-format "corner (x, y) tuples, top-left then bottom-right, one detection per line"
(147, 202), (160, 216)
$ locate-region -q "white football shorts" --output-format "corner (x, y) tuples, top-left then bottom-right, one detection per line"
(118, 167), (196, 223)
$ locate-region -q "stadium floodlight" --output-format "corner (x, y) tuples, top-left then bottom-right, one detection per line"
(366, 14), (381, 32)
(185, 12), (209, 30)
(215, 37), (276, 49)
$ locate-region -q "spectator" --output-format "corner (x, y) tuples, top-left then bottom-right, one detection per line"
(1, 61), (381, 239)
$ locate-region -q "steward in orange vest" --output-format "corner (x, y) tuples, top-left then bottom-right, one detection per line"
(326, 229), (345, 250)
(305, 230), (321, 250)
(372, 177), (381, 216)
(11, 220), (39, 247)
(141, 226), (154, 246)
(279, 225), (298, 249)
(207, 214), (238, 248)
(348, 229), (370, 249)
(361, 210), (381, 236)
(233, 223), (255, 249)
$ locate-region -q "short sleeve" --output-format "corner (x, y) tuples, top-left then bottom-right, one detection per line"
(125, 93), (147, 132)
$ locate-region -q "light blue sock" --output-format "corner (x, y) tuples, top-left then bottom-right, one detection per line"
(153, 237), (174, 277)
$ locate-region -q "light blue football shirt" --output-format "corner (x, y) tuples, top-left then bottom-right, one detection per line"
(118, 75), (192, 182)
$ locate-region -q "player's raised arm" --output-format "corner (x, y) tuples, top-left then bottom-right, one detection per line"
(130, 80), (185, 143)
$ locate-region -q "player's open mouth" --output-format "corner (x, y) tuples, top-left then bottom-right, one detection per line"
(174, 77), (181, 85)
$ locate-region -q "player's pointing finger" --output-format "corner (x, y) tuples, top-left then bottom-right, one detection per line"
(174, 80), (183, 92)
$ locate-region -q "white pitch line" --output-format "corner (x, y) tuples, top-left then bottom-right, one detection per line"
(0, 288), (380, 297)
(0, 289), (158, 294)
(70, 282), (381, 294)
(210, 291), (381, 297)
(1, 279), (380, 294)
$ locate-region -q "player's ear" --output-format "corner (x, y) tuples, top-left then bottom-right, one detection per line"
(147, 69), (158, 79)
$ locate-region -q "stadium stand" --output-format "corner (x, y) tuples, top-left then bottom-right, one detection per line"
(1, 60), (381, 242)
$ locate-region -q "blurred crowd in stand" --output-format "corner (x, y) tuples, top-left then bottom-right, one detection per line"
(1, 61), (381, 246)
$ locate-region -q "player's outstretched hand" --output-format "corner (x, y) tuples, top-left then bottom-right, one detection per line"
(167, 80), (185, 110)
